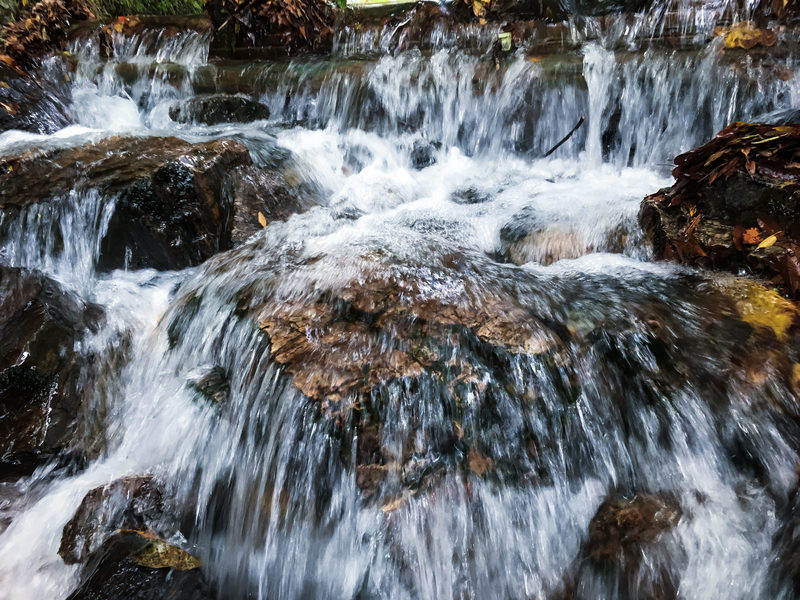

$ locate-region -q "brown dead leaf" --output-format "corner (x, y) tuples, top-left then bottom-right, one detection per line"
(468, 448), (494, 477)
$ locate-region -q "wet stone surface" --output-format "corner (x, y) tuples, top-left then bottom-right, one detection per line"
(0, 265), (103, 468)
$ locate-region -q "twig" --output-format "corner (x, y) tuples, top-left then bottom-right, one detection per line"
(544, 115), (585, 157)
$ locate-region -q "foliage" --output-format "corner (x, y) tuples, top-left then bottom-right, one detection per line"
(205, 0), (334, 52)
(92, 0), (202, 18)
(0, 0), (94, 65)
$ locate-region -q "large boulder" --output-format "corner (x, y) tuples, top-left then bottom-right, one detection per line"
(0, 136), (252, 270)
(639, 121), (800, 297)
(0, 266), (103, 469)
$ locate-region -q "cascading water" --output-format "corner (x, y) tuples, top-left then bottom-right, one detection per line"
(1, 3), (800, 599)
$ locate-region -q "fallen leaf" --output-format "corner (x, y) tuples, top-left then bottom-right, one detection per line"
(131, 538), (201, 571)
(743, 227), (762, 245)
(757, 234), (778, 249)
(716, 21), (777, 50)
(468, 448), (494, 477)
(258, 211), (267, 227)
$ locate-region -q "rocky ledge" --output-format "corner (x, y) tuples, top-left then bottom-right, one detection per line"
(0, 135), (316, 270)
(640, 120), (800, 297)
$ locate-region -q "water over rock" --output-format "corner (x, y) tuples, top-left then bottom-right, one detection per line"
(0, 265), (103, 469)
(0, 136), (252, 270)
(561, 492), (683, 600)
(0, 61), (72, 134)
(499, 205), (628, 265)
(640, 121), (800, 297)
(168, 94), (270, 126)
(59, 475), (168, 565)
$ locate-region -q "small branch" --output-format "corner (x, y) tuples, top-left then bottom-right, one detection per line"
(543, 115), (585, 157)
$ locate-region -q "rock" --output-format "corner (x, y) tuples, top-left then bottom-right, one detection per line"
(499, 207), (627, 265)
(173, 248), (563, 503)
(561, 493), (682, 600)
(0, 61), (72, 134)
(254, 255), (558, 404)
(187, 365), (230, 404)
(0, 136), (253, 271)
(66, 531), (213, 600)
(586, 493), (681, 564)
(59, 476), (167, 565)
(0, 266), (103, 468)
(169, 94), (270, 125)
(409, 139), (441, 170)
(639, 121), (800, 297)
(229, 165), (318, 247)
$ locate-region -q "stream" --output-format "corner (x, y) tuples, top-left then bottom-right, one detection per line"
(1, 2), (800, 599)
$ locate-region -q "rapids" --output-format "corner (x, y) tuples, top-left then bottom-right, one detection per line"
(1, 2), (800, 599)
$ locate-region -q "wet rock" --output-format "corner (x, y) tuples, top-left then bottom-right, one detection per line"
(409, 139), (441, 169)
(499, 207), (627, 265)
(639, 121), (800, 297)
(66, 531), (213, 600)
(0, 266), (103, 467)
(187, 365), (230, 404)
(210, 249), (562, 503)
(168, 94), (270, 125)
(562, 492), (682, 600)
(59, 475), (167, 565)
(0, 136), (252, 270)
(0, 62), (72, 134)
(254, 256), (558, 404)
(586, 493), (681, 564)
(229, 165), (318, 246)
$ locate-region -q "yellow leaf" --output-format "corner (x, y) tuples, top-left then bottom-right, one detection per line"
(113, 22), (123, 33)
(0, 82), (9, 89)
(731, 281), (798, 342)
(21, 0), (27, 6)
(756, 234), (778, 249)
(258, 211), (267, 228)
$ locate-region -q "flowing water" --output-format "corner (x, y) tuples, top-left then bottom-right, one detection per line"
(1, 3), (800, 599)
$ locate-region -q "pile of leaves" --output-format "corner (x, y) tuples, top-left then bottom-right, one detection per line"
(641, 121), (800, 296)
(0, 0), (94, 66)
(205, 0), (334, 52)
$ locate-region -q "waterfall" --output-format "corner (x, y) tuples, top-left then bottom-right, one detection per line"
(1, 3), (799, 599)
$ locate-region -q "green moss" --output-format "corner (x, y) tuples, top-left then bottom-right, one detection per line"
(92, 0), (203, 18)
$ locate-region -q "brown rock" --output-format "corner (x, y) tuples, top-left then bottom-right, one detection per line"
(230, 165), (318, 247)
(587, 493), (681, 564)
